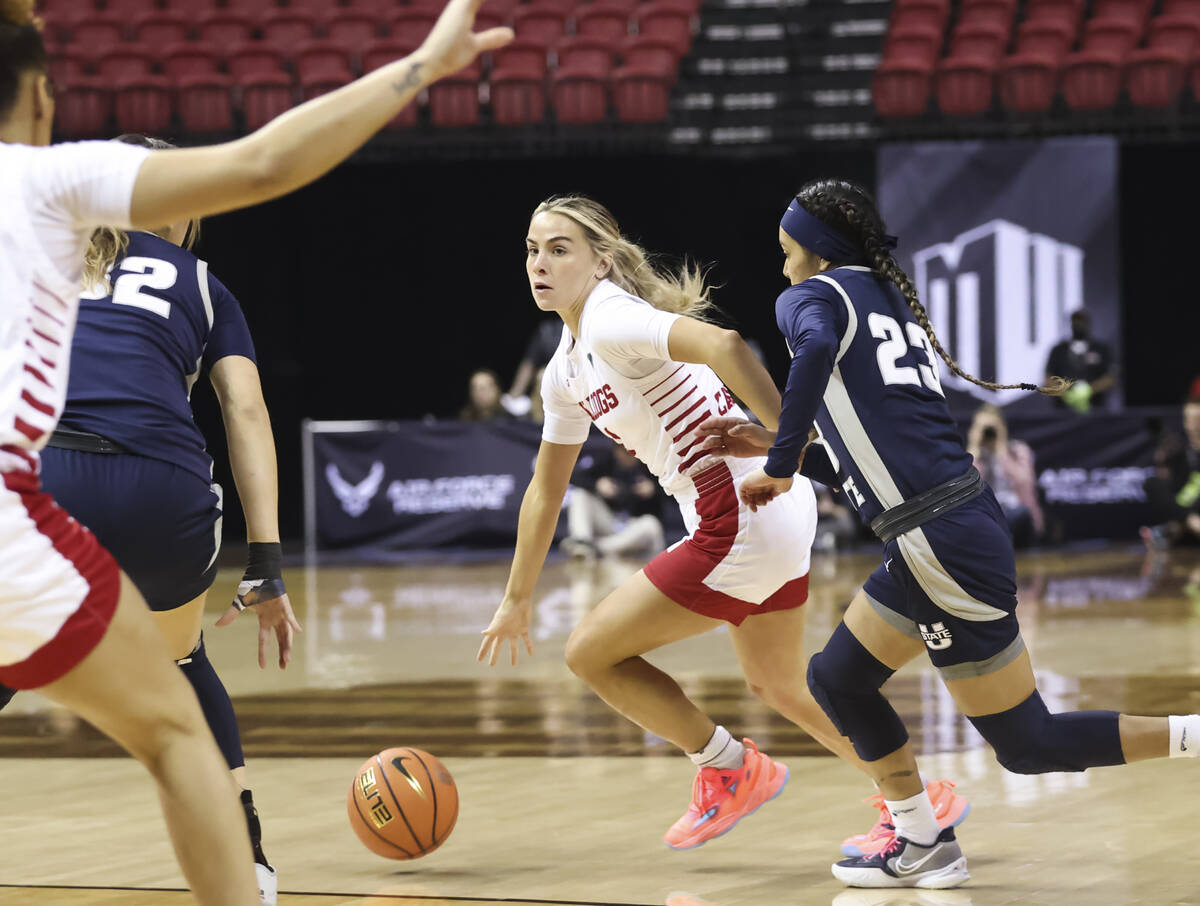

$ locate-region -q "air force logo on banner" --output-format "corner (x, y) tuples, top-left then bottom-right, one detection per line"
(913, 219), (1083, 404)
(326, 462), (385, 517)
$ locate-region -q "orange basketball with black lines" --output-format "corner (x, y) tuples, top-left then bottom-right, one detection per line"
(347, 747), (459, 860)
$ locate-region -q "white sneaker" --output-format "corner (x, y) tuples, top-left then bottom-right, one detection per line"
(255, 863), (277, 906)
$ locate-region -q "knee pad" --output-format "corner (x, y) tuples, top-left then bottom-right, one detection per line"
(176, 635), (245, 771)
(807, 622), (909, 762)
(968, 690), (1124, 774)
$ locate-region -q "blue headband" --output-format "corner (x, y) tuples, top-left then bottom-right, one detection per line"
(780, 201), (898, 262)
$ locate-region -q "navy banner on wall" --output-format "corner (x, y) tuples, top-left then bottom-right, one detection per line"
(878, 138), (1121, 411)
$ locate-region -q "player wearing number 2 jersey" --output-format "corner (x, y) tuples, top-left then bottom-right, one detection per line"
(478, 195), (968, 854)
(699, 178), (1200, 890)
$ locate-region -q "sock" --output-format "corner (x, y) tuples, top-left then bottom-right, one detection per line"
(176, 635), (245, 771)
(241, 789), (270, 867)
(0, 683), (16, 712)
(884, 790), (940, 846)
(1169, 714), (1200, 758)
(688, 725), (745, 770)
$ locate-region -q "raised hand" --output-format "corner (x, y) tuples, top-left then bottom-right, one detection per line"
(417, 0), (514, 82)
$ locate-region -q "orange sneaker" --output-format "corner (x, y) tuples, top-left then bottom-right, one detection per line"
(839, 780), (970, 858)
(664, 738), (788, 850)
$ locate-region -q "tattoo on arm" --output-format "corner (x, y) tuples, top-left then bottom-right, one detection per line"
(393, 62), (425, 94)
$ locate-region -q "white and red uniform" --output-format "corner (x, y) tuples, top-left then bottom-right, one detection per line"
(541, 280), (817, 625)
(0, 140), (149, 688)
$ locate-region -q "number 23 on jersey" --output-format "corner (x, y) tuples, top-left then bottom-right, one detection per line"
(868, 312), (943, 396)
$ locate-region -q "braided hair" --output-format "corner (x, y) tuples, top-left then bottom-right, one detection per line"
(0, 0), (46, 122)
(794, 178), (1069, 397)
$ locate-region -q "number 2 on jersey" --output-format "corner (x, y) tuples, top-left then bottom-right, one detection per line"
(80, 256), (177, 319)
(868, 312), (943, 396)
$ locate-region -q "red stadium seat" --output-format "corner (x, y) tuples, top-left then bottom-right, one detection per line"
(948, 21), (1010, 62)
(1091, 0), (1151, 26)
(635, 6), (691, 54)
(112, 73), (173, 134)
(611, 63), (672, 122)
(1014, 20), (1075, 57)
(55, 76), (112, 137)
(489, 68), (547, 124)
(514, 0), (576, 13)
(1061, 48), (1124, 109)
(289, 0), (343, 9)
(209, 0), (276, 10)
(293, 40), (354, 81)
(935, 53), (997, 114)
(586, 0), (640, 14)
(1162, 0), (1200, 19)
(647, 0), (701, 13)
(998, 51), (1060, 111)
(63, 12), (125, 48)
(240, 71), (294, 129)
(159, 43), (223, 79)
(299, 70), (352, 102)
(175, 73), (235, 132)
(1081, 18), (1142, 54)
(872, 58), (934, 116)
(361, 38), (420, 73)
(428, 71), (481, 126)
(95, 47), (155, 79)
(388, 11), (437, 44)
(347, 0), (402, 15)
(556, 36), (616, 74)
(890, 0), (951, 31)
(1146, 14), (1200, 53)
(260, 10), (318, 45)
(551, 67), (608, 123)
(48, 47), (90, 85)
(573, 3), (631, 41)
(226, 42), (289, 78)
(1024, 0), (1082, 27)
(195, 11), (256, 45)
(1125, 46), (1189, 106)
(405, 0), (454, 10)
(482, 0), (521, 17)
(512, 6), (568, 43)
(956, 0), (1014, 30)
(102, 0), (159, 17)
(884, 22), (944, 64)
(131, 12), (191, 47)
(321, 11), (380, 47)
(493, 37), (550, 76)
(620, 36), (680, 72)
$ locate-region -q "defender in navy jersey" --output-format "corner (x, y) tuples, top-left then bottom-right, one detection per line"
(698, 179), (1200, 890)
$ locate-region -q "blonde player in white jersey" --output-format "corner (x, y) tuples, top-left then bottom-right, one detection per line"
(0, 0), (510, 902)
(478, 196), (968, 851)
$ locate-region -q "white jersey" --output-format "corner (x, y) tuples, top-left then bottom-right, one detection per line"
(0, 141), (149, 472)
(540, 280), (765, 505)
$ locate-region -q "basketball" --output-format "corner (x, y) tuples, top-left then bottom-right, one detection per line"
(347, 747), (459, 860)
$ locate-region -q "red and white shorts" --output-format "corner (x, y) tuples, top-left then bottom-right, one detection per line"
(644, 463), (817, 626)
(0, 465), (120, 689)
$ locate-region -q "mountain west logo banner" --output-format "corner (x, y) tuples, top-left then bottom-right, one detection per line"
(878, 138), (1120, 409)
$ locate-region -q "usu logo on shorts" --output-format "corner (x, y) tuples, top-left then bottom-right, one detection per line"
(912, 220), (1083, 406)
(326, 461), (386, 517)
(919, 621), (953, 650)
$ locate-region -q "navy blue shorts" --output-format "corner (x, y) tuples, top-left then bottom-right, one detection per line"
(39, 449), (222, 612)
(862, 488), (1025, 679)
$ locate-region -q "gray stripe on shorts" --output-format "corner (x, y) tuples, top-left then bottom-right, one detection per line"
(864, 591), (922, 639)
(938, 634), (1027, 681)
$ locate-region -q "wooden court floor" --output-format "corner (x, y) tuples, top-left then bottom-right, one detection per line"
(1, 545), (1198, 906)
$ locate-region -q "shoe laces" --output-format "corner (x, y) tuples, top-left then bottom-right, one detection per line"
(692, 765), (740, 811)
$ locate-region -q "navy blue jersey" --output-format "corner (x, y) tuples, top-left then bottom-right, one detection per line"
(59, 232), (256, 482)
(766, 265), (974, 524)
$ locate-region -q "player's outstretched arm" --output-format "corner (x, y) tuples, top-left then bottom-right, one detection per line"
(665, 317), (782, 430)
(128, 0), (512, 229)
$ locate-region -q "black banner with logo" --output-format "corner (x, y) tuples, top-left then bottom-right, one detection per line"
(878, 138), (1121, 413)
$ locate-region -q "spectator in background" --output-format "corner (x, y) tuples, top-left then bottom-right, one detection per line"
(521, 366), (547, 425)
(813, 485), (860, 552)
(1044, 309), (1117, 413)
(562, 444), (666, 560)
(503, 316), (562, 416)
(1141, 378), (1200, 549)
(459, 369), (512, 421)
(967, 404), (1044, 548)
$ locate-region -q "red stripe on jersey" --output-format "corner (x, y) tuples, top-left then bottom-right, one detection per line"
(20, 391), (56, 418)
(14, 416), (43, 442)
(31, 328), (61, 347)
(1, 444), (38, 470)
(25, 341), (58, 369)
(32, 305), (66, 328)
(643, 364), (685, 396)
(664, 397), (704, 432)
(673, 410), (712, 443)
(650, 376), (691, 407)
(32, 280), (70, 309)
(657, 386), (696, 419)
(23, 364), (51, 387)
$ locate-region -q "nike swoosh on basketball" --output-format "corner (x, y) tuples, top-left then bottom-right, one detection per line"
(391, 756), (429, 800)
(894, 846), (941, 875)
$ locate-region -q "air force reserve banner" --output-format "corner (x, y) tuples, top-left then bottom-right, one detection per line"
(877, 137), (1120, 410)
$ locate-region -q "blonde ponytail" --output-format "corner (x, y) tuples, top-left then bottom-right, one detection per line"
(83, 227), (129, 294)
(533, 195), (717, 321)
